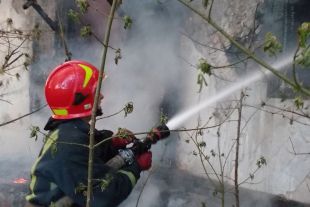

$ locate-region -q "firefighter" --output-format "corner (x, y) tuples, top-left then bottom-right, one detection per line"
(25, 60), (152, 207)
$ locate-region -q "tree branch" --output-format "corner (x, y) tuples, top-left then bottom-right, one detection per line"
(289, 137), (310, 155)
(234, 92), (244, 207)
(86, 0), (118, 206)
(0, 104), (47, 127)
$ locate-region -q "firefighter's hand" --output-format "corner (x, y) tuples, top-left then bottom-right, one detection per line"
(136, 151), (152, 171)
(112, 128), (135, 149)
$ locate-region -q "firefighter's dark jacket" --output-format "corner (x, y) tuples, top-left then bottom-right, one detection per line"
(26, 118), (141, 207)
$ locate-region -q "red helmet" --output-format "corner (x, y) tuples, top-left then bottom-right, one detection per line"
(45, 60), (102, 119)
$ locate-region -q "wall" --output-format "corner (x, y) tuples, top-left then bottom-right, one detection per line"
(176, 0), (310, 203)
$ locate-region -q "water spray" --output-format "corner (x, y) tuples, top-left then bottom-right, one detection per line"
(167, 58), (292, 130)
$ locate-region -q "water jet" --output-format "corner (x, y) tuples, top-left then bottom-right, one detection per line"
(167, 58), (293, 130)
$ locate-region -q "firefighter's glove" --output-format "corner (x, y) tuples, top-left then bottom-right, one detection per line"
(112, 128), (135, 149)
(136, 151), (152, 171)
(118, 149), (135, 166)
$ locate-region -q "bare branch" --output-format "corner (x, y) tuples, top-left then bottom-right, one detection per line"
(0, 98), (12, 104)
(0, 104), (47, 127)
(86, 1), (118, 206)
(289, 137), (310, 155)
(57, 13), (72, 61)
(234, 92), (244, 207)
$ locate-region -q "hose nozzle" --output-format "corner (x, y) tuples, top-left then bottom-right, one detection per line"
(131, 124), (171, 155)
(147, 124), (170, 144)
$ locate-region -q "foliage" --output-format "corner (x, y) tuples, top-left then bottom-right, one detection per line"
(210, 149), (216, 157)
(295, 22), (310, 68)
(80, 25), (92, 37)
(196, 58), (212, 92)
(160, 110), (168, 125)
(123, 15), (133, 30)
(76, 0), (89, 14)
(116, 128), (132, 139)
(297, 22), (310, 48)
(256, 156), (267, 168)
(124, 102), (134, 117)
(295, 47), (310, 67)
(198, 141), (206, 147)
(263, 32), (282, 56)
(30, 126), (40, 141)
(31, 23), (42, 40)
(294, 96), (304, 109)
(197, 58), (212, 75)
(114, 48), (122, 65)
(197, 73), (208, 93)
(68, 9), (80, 23)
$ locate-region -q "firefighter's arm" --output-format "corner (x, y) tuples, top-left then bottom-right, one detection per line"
(53, 141), (141, 207)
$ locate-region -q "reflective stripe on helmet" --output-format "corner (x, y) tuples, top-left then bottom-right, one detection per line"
(78, 64), (93, 88)
(52, 109), (68, 116)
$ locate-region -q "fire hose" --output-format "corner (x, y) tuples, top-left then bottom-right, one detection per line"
(106, 124), (171, 170)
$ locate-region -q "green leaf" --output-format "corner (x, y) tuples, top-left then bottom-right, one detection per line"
(123, 15), (133, 30)
(197, 58), (212, 75)
(256, 156), (267, 168)
(124, 102), (134, 117)
(263, 32), (282, 56)
(68, 9), (80, 23)
(114, 48), (122, 65)
(197, 73), (208, 93)
(31, 24), (42, 40)
(294, 96), (304, 109)
(159, 110), (168, 125)
(76, 0), (89, 14)
(198, 141), (206, 147)
(297, 22), (310, 48)
(80, 25), (92, 37)
(295, 46), (310, 67)
(30, 126), (40, 141)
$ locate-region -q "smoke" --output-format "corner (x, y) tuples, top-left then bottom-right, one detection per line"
(97, 1), (188, 132)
